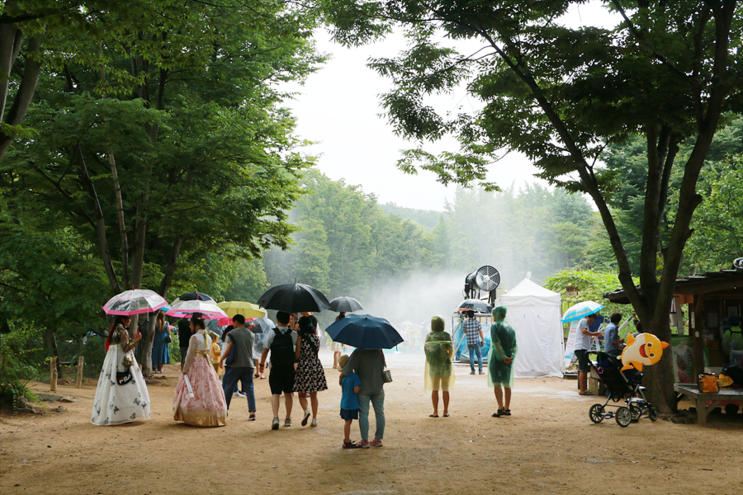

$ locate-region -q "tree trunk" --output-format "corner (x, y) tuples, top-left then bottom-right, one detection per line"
(0, 20), (19, 124)
(0, 36), (41, 161)
(108, 151), (130, 289)
(43, 328), (62, 376)
(77, 145), (121, 294)
(136, 316), (157, 377)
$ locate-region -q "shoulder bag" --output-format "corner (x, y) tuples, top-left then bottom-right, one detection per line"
(382, 367), (393, 383)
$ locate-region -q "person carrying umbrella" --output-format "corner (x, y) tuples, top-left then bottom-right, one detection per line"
(91, 315), (151, 426)
(260, 311), (298, 430)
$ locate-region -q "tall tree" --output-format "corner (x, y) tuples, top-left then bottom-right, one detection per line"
(1, 0), (323, 373)
(322, 0), (743, 412)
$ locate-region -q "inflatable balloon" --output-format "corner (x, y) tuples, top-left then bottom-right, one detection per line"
(620, 333), (670, 372)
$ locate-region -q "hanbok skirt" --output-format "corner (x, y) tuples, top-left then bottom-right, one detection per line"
(173, 355), (227, 427)
(91, 346), (151, 426)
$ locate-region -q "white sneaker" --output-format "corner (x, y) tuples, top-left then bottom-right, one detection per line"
(311, 418), (317, 427)
(233, 391), (246, 398)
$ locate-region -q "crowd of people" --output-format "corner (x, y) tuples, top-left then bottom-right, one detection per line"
(92, 306), (520, 447)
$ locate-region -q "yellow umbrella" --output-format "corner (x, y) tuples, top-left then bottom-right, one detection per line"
(217, 301), (267, 319)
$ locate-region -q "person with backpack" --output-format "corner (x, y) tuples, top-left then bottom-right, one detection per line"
(260, 311), (298, 430)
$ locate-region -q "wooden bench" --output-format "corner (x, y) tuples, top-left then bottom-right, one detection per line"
(674, 383), (743, 424)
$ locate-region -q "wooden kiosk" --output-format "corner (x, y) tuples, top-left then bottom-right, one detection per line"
(605, 269), (743, 423)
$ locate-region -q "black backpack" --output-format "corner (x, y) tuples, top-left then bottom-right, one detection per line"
(271, 329), (294, 367)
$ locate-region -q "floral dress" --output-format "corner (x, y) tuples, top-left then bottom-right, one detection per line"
(293, 334), (328, 393)
(91, 324), (151, 426)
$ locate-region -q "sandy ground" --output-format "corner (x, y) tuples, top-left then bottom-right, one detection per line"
(1, 352), (742, 495)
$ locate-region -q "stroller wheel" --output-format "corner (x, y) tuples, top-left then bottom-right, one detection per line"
(616, 406), (632, 427)
(649, 406), (659, 422)
(589, 404), (605, 423)
(629, 403), (641, 422)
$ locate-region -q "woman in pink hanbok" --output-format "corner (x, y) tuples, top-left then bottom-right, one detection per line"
(173, 317), (227, 427)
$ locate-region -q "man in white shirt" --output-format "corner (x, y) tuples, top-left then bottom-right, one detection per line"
(574, 313), (602, 395)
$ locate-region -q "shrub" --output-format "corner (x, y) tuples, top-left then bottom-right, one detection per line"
(0, 324), (41, 409)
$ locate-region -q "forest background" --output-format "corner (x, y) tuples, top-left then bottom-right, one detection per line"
(2, 1), (743, 408)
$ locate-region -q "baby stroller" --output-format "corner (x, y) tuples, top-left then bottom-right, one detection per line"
(588, 352), (659, 427)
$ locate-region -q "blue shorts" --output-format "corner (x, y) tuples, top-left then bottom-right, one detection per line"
(340, 408), (359, 420)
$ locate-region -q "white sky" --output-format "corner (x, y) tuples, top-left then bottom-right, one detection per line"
(283, 3), (619, 211)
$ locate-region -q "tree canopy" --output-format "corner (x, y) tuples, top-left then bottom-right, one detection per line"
(0, 0), (323, 376)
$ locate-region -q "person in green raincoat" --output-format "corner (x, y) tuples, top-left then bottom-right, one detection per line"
(424, 316), (456, 417)
(488, 306), (517, 417)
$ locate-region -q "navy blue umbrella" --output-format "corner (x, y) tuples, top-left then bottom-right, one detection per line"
(325, 314), (404, 349)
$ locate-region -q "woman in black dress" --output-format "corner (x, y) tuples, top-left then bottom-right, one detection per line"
(293, 315), (328, 427)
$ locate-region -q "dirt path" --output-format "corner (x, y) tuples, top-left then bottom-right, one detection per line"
(1, 353), (741, 495)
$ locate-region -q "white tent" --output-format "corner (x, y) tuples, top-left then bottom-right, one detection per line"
(496, 278), (564, 378)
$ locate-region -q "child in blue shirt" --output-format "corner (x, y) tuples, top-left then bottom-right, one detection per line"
(338, 354), (361, 449)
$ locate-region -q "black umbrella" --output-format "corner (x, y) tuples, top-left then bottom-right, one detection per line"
(329, 296), (364, 313)
(172, 292), (214, 304)
(458, 299), (492, 314)
(257, 283), (331, 313)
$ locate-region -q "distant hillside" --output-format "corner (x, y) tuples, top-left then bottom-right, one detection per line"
(380, 203), (443, 230)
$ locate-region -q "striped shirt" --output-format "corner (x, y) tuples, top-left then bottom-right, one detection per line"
(463, 318), (482, 345)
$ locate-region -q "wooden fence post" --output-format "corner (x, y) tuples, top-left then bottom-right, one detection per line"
(75, 356), (84, 388)
(50, 357), (58, 392)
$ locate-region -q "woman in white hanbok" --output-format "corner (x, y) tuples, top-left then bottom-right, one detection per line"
(91, 316), (151, 426)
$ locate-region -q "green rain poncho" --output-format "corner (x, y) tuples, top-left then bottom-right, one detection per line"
(424, 316), (456, 391)
(487, 306), (518, 389)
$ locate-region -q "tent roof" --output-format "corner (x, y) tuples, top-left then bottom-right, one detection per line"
(501, 278), (560, 304)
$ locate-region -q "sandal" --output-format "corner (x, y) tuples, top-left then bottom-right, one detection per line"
(492, 409), (504, 417)
(343, 440), (360, 449)
(503, 409), (511, 416)
(579, 391), (592, 396)
(443, 413), (450, 417)
(429, 414), (439, 418)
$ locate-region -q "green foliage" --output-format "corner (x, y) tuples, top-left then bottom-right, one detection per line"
(380, 203), (442, 230)
(258, 170), (605, 306)
(0, 324), (41, 409)
(0, 0), (324, 375)
(544, 269), (635, 335)
(169, 335), (182, 363)
(679, 155), (743, 271)
(602, 117), (743, 274)
(443, 185), (595, 286)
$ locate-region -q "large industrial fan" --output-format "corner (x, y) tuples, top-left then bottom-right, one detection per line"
(464, 265), (501, 306)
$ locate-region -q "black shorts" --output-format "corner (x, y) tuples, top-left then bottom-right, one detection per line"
(269, 365), (295, 395)
(340, 408), (359, 420)
(574, 349), (590, 372)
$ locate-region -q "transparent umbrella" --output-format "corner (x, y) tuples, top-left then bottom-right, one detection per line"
(103, 289), (167, 316)
(561, 301), (604, 323)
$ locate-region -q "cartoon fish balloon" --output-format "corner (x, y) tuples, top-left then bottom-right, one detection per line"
(620, 333), (670, 371)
